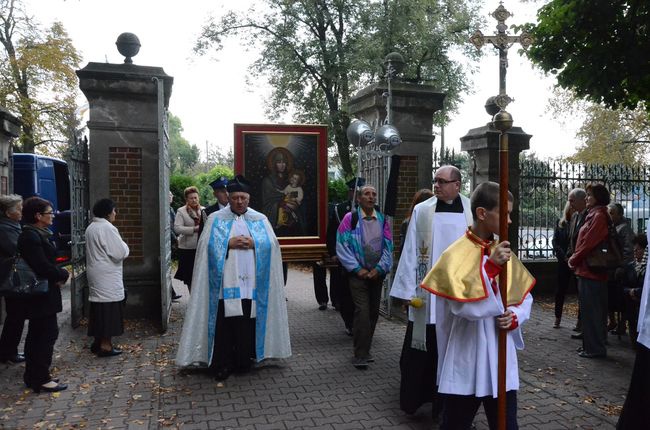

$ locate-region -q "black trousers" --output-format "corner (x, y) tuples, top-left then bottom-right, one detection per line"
(440, 390), (518, 430)
(24, 314), (59, 388)
(0, 297), (26, 359)
(312, 263), (330, 305)
(332, 266), (354, 330)
(554, 260), (571, 320)
(210, 299), (256, 376)
(399, 322), (440, 416)
(617, 344), (650, 429)
(578, 276), (608, 355)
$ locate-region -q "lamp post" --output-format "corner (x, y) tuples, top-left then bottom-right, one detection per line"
(469, 3), (531, 429)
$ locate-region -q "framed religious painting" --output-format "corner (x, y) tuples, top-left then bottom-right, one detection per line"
(234, 123), (328, 261)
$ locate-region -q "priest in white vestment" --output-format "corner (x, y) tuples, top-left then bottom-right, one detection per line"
(421, 181), (535, 430)
(176, 176), (291, 381)
(390, 166), (472, 416)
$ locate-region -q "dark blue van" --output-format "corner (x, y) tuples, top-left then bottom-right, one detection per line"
(12, 154), (71, 263)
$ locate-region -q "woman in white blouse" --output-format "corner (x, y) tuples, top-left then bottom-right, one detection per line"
(85, 199), (130, 357)
(174, 186), (206, 292)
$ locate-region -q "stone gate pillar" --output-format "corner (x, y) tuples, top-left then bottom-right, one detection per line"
(0, 106), (20, 323)
(460, 104), (531, 250)
(347, 81), (445, 250)
(0, 107), (20, 195)
(76, 45), (173, 319)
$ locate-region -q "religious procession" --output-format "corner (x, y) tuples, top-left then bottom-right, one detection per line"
(1, 0), (648, 429)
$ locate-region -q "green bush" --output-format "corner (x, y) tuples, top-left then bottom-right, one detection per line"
(328, 178), (348, 203)
(169, 174), (194, 209)
(170, 166), (234, 209)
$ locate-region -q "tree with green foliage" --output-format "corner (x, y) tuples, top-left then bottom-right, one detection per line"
(196, 0), (482, 177)
(569, 103), (650, 165)
(0, 0), (81, 153)
(546, 87), (650, 165)
(168, 112), (200, 174)
(523, 0), (650, 111)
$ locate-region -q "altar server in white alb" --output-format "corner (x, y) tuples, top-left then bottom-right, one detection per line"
(390, 165), (472, 416)
(420, 182), (535, 430)
(175, 175), (291, 381)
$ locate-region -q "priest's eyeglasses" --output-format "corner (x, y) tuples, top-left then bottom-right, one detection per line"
(433, 178), (458, 185)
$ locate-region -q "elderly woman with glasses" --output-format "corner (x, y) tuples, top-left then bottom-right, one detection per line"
(0, 194), (26, 364)
(174, 186), (206, 292)
(17, 197), (69, 393)
(85, 199), (130, 357)
(568, 183), (611, 359)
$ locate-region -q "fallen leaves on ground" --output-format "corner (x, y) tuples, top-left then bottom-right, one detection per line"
(600, 404), (623, 416)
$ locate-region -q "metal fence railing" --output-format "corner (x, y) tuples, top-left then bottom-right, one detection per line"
(518, 158), (650, 260)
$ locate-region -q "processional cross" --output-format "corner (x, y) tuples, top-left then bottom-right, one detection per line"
(469, 4), (532, 430)
(470, 2), (532, 110)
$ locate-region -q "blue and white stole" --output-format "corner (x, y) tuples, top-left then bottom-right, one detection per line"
(206, 210), (274, 362)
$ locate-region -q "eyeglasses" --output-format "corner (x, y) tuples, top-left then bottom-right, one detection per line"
(39, 211), (55, 215)
(433, 178), (458, 185)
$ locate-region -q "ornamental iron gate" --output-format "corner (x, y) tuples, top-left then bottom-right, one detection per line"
(357, 141), (393, 316)
(65, 136), (90, 328)
(518, 158), (650, 261)
(154, 76), (173, 332)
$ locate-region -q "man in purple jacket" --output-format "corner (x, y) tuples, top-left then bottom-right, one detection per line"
(336, 184), (393, 369)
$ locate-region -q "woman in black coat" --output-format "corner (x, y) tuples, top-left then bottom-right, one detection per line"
(0, 194), (26, 363)
(552, 201), (574, 328)
(17, 197), (69, 393)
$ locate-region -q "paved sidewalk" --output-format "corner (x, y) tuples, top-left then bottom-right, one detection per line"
(0, 266), (634, 429)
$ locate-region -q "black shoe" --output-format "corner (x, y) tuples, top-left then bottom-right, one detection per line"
(578, 351), (606, 359)
(172, 293), (182, 300)
(215, 369), (230, 381)
(571, 333), (583, 340)
(97, 348), (122, 357)
(90, 343), (100, 354)
(32, 381), (68, 393)
(366, 354), (375, 363)
(351, 357), (368, 369)
(318, 302), (327, 311)
(0, 353), (25, 364)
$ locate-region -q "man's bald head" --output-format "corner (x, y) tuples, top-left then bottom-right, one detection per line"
(433, 165), (461, 202)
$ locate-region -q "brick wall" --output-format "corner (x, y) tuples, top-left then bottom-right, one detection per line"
(109, 147), (143, 260)
(393, 155), (419, 253)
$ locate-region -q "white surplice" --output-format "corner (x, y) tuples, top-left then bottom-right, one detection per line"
(390, 195), (472, 323)
(435, 254), (533, 398)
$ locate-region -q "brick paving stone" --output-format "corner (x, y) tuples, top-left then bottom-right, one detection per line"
(0, 268), (636, 428)
(254, 423), (289, 430)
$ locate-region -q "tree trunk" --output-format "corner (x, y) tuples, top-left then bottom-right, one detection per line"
(331, 109), (352, 177)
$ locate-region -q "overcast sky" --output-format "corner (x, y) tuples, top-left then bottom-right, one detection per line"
(27, 0), (580, 161)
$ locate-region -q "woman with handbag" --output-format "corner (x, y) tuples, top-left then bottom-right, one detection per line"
(173, 186), (206, 293)
(85, 199), (130, 357)
(0, 194), (26, 364)
(17, 197), (69, 393)
(568, 183), (611, 359)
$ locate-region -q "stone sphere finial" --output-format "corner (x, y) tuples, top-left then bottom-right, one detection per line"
(116, 33), (141, 64)
(492, 109), (513, 132)
(485, 96), (500, 116)
(383, 52), (405, 78)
